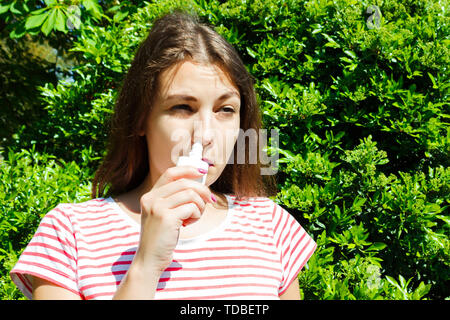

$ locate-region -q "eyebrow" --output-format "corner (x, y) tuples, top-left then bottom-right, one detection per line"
(165, 91), (240, 102)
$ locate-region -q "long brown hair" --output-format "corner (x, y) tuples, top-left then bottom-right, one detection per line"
(91, 11), (277, 201)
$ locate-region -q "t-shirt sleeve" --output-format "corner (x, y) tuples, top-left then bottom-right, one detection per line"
(10, 204), (80, 299)
(272, 202), (317, 296)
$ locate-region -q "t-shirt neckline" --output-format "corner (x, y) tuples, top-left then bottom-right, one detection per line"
(105, 194), (235, 245)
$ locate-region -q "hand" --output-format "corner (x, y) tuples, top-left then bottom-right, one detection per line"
(133, 165), (214, 275)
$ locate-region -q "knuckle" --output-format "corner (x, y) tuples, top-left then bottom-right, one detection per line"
(139, 194), (151, 211)
(186, 189), (197, 198)
(150, 198), (164, 216)
(178, 178), (190, 186)
(194, 204), (202, 217)
(164, 167), (176, 181)
(190, 203), (200, 216)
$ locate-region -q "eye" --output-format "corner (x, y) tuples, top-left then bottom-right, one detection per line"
(220, 106), (236, 113)
(169, 104), (236, 115)
(171, 104), (192, 112)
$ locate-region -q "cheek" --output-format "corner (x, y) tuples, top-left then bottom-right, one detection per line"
(226, 128), (239, 155)
(147, 118), (195, 169)
(216, 127), (239, 166)
(146, 119), (181, 166)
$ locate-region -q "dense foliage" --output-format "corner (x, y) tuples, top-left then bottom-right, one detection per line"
(0, 0), (448, 299)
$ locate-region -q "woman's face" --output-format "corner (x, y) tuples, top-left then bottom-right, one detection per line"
(141, 60), (241, 188)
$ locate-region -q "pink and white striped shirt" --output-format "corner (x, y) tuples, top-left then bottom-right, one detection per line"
(10, 194), (316, 300)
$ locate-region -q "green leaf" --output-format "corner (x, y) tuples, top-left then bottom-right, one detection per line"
(83, 0), (103, 20)
(367, 242), (387, 251)
(344, 50), (357, 60)
(41, 9), (57, 36)
(30, 8), (48, 15)
(385, 275), (403, 294)
(25, 12), (49, 29)
(412, 282), (431, 300)
(427, 72), (438, 89)
(9, 20), (26, 39)
(9, 1), (22, 15)
(340, 57), (353, 64)
(54, 9), (66, 32)
(436, 214), (450, 225)
(0, 4), (10, 14)
(44, 0), (57, 5)
(113, 9), (129, 23)
(321, 33), (340, 48)
(398, 275), (407, 289)
(246, 46), (257, 58)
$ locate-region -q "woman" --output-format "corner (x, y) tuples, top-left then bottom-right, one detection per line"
(10, 11), (316, 300)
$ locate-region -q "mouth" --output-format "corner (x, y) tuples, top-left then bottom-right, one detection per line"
(202, 158), (214, 167)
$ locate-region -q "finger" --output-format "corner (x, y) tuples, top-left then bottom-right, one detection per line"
(181, 217), (199, 227)
(165, 189), (207, 213)
(157, 177), (214, 205)
(153, 165), (208, 189)
(172, 202), (201, 225)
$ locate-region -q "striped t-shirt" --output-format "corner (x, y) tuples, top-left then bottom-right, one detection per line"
(10, 194), (316, 300)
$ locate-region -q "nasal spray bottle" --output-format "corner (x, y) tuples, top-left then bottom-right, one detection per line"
(176, 142), (209, 185)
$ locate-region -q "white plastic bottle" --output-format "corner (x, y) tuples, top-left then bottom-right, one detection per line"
(176, 142), (209, 184)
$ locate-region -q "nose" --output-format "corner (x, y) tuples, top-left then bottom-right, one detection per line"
(193, 109), (214, 147)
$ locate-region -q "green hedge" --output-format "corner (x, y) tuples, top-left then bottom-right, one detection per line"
(1, 0), (448, 299)
(0, 147), (92, 299)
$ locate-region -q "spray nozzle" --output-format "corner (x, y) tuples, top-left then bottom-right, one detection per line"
(189, 142), (203, 159)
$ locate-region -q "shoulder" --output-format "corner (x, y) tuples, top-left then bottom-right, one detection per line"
(227, 195), (274, 210)
(42, 197), (113, 227)
(227, 195), (289, 218)
(230, 195), (308, 237)
(50, 197), (111, 215)
(227, 195), (287, 226)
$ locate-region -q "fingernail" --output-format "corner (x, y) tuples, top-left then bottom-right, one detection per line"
(198, 168), (207, 174)
(211, 194), (217, 203)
